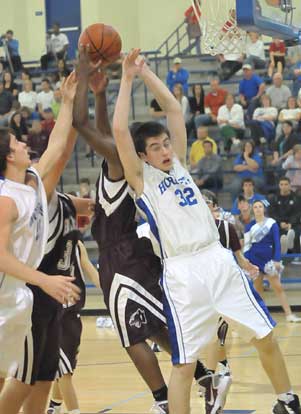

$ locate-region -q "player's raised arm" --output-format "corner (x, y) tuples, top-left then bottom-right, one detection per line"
(42, 127), (77, 202)
(112, 49), (144, 195)
(73, 46), (123, 180)
(35, 72), (77, 180)
(139, 60), (187, 166)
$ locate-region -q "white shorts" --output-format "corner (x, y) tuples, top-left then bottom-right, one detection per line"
(162, 242), (275, 364)
(0, 279), (33, 376)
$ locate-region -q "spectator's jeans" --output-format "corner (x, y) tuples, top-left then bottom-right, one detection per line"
(194, 114), (216, 130)
(292, 78), (301, 97)
(225, 175), (265, 199)
(220, 61), (242, 81)
(244, 55), (266, 69)
(184, 36), (201, 55)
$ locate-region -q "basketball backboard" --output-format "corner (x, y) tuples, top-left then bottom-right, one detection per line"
(236, 0), (301, 42)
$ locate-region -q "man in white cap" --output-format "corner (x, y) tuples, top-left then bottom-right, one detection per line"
(239, 63), (266, 118)
(166, 57), (190, 95)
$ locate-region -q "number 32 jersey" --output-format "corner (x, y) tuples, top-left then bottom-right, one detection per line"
(135, 158), (219, 259)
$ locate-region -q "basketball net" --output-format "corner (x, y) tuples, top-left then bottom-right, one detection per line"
(191, 0), (247, 56)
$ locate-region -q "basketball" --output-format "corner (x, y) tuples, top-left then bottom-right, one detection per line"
(78, 23), (122, 65)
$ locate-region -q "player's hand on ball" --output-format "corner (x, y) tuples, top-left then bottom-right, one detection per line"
(77, 45), (102, 79)
(40, 275), (81, 305)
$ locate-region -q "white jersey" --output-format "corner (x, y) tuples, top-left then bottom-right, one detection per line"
(0, 167), (48, 374)
(134, 158), (219, 259)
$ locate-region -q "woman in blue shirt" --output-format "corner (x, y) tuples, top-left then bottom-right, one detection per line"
(244, 200), (301, 323)
(227, 140), (265, 198)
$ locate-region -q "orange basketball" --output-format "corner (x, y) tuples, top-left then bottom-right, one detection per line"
(78, 23), (122, 65)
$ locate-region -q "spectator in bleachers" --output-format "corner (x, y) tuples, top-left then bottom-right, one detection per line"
(249, 94), (278, 146)
(188, 83), (204, 117)
(77, 177), (96, 200)
(20, 106), (32, 125)
(244, 32), (266, 69)
(0, 81), (13, 126)
(292, 57), (301, 97)
(192, 140), (222, 189)
(173, 83), (191, 123)
(51, 88), (62, 120)
(37, 78), (54, 115)
(40, 23), (69, 70)
(268, 38), (286, 78)
(3, 71), (18, 97)
(18, 80), (37, 112)
(276, 96), (301, 138)
(184, 0), (202, 55)
(266, 72), (291, 111)
(0, 30), (22, 72)
(217, 93), (245, 152)
(0, 62), (4, 83)
(287, 45), (301, 67)
(21, 69), (31, 82)
(149, 98), (166, 125)
(227, 139), (264, 197)
(9, 110), (28, 142)
(27, 119), (49, 160)
(218, 48), (243, 81)
(269, 176), (301, 254)
(166, 57), (189, 95)
(187, 83), (204, 138)
(52, 58), (71, 89)
(271, 121), (301, 166)
(194, 78), (227, 129)
(231, 177), (269, 215)
(189, 125), (217, 168)
(239, 64), (265, 117)
(282, 144), (301, 193)
(41, 107), (55, 138)
(233, 195), (254, 245)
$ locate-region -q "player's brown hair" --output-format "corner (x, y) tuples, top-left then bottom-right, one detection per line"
(131, 121), (170, 154)
(0, 127), (12, 175)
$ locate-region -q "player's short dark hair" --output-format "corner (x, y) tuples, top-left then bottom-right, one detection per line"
(201, 189), (218, 207)
(279, 176), (290, 184)
(41, 78), (50, 84)
(130, 121), (170, 154)
(0, 128), (12, 175)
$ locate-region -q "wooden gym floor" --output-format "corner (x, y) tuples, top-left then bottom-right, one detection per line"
(69, 312), (301, 414)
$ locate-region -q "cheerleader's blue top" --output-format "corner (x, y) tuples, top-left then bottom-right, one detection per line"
(244, 218), (281, 273)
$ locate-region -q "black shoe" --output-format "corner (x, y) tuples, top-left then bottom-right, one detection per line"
(273, 394), (301, 414)
(198, 373), (232, 414)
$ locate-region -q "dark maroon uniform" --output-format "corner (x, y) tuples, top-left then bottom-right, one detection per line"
(92, 161), (165, 347)
(16, 193), (85, 384)
(215, 219), (241, 252)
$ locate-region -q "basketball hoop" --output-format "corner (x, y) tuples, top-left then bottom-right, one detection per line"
(191, 0), (247, 56)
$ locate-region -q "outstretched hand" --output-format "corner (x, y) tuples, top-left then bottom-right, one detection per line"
(77, 44), (102, 79)
(60, 71), (78, 103)
(89, 70), (109, 95)
(122, 48), (146, 80)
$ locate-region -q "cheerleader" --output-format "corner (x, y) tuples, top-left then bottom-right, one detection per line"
(244, 200), (301, 323)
